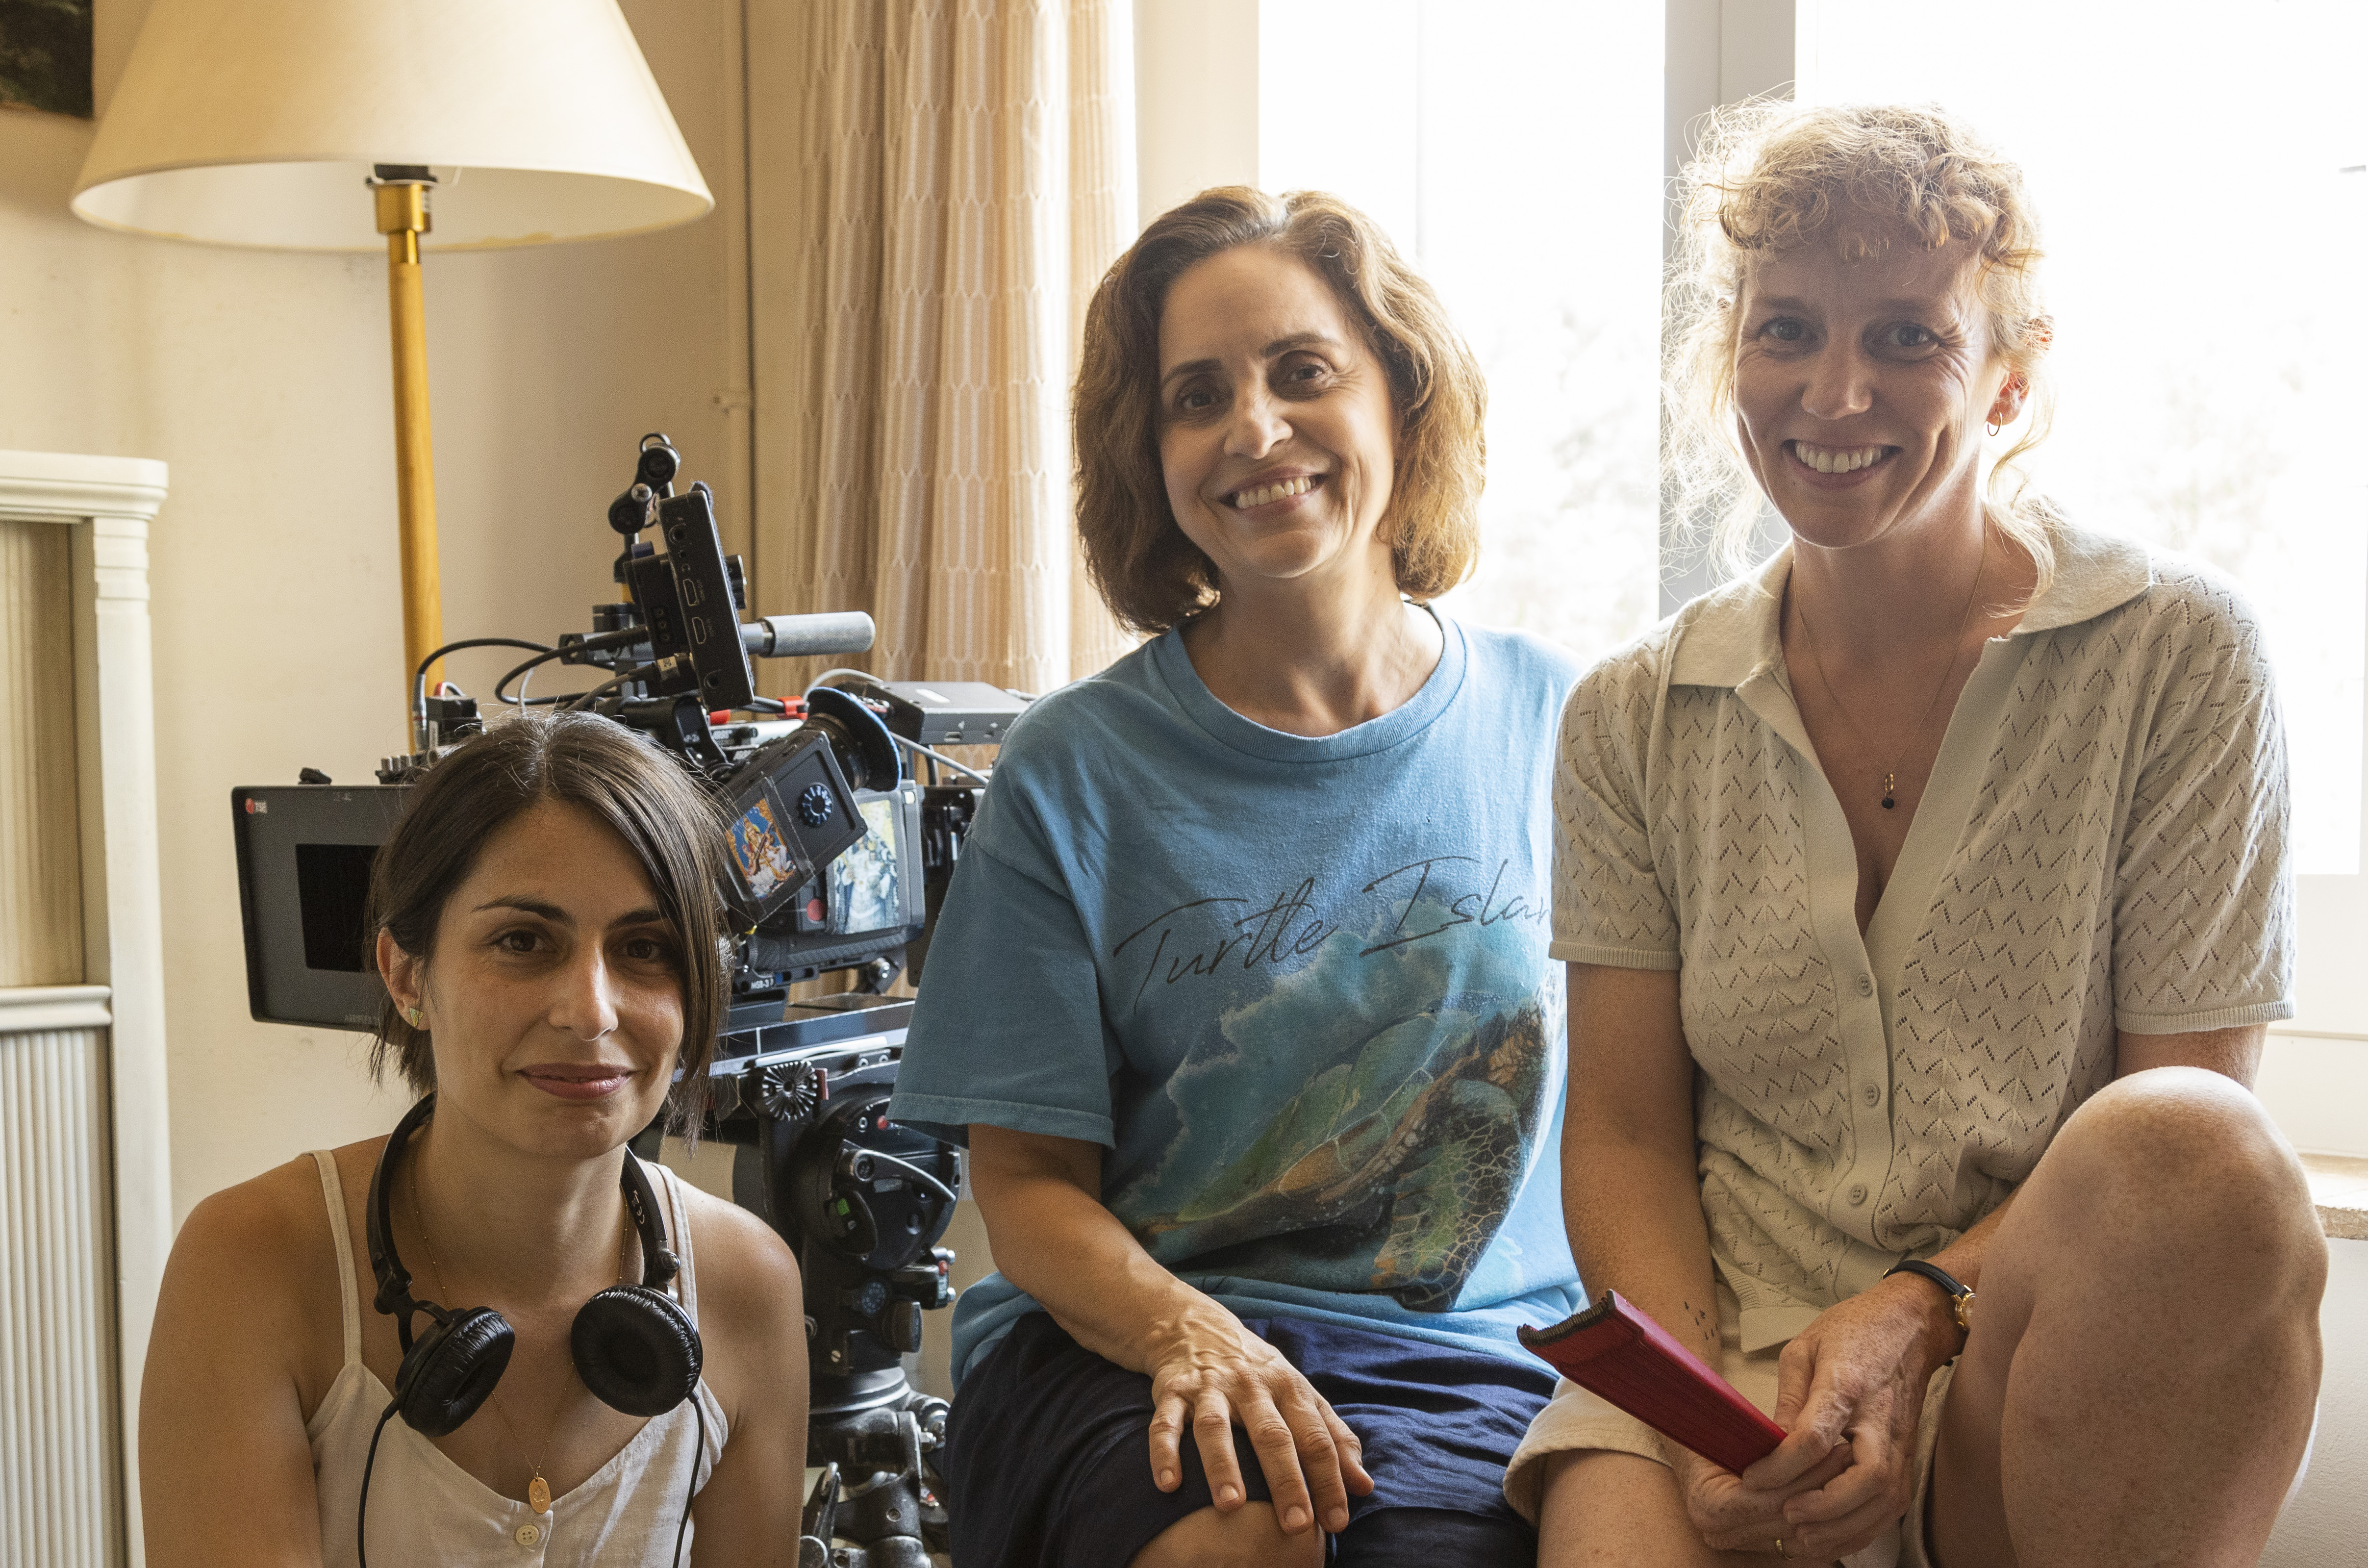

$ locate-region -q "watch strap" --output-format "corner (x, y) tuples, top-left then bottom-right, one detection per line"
(1884, 1257), (1975, 1338)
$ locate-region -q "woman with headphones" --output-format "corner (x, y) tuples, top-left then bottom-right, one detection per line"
(141, 714), (809, 1567)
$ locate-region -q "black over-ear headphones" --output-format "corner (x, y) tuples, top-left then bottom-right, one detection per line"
(355, 1095), (711, 1568)
(364, 1093), (705, 1435)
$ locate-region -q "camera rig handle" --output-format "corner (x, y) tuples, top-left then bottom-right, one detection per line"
(742, 611), (876, 659)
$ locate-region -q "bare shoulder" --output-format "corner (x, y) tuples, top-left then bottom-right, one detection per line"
(155, 1146), (375, 1406)
(676, 1179), (803, 1323)
(173, 1150), (346, 1288)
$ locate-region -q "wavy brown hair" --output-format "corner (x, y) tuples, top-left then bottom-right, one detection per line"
(365, 712), (731, 1136)
(1668, 101), (2059, 586)
(1074, 186), (1486, 635)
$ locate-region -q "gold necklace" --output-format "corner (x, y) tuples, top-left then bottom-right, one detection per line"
(1791, 528), (1990, 811)
(408, 1150), (632, 1515)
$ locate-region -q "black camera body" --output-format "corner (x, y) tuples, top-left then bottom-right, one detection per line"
(229, 435), (1025, 1564)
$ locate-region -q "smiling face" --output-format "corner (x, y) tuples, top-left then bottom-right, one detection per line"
(1156, 244), (1400, 600)
(378, 799), (685, 1160)
(1731, 213), (2022, 553)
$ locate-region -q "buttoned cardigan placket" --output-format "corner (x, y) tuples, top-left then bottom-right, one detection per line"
(1680, 555), (2039, 1343)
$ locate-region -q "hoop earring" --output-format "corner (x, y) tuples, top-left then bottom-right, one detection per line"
(1986, 419), (2002, 437)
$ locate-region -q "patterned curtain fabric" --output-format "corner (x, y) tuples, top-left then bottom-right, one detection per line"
(748, 0), (1135, 693)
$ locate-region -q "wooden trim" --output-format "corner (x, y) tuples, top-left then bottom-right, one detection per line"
(0, 448), (170, 1568)
(0, 986), (113, 1033)
(0, 452), (168, 529)
(0, 515), (83, 984)
(2302, 1153), (2368, 1242)
(1657, 0), (1800, 616)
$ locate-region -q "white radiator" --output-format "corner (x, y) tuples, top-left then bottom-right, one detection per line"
(0, 987), (122, 1565)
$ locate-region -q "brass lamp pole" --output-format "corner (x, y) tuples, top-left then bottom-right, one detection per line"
(68, 0), (716, 745)
(372, 167), (442, 712)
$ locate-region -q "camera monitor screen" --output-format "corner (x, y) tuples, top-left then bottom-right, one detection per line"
(232, 785), (410, 1030)
(234, 776), (928, 1031)
(830, 794), (908, 935)
(739, 780), (926, 979)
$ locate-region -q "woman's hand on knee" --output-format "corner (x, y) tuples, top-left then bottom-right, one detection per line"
(1142, 1297), (1373, 1538)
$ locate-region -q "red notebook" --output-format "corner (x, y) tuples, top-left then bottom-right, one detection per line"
(1518, 1290), (1787, 1474)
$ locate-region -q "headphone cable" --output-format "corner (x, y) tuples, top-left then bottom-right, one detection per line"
(671, 1393), (708, 1568)
(356, 1400), (399, 1568)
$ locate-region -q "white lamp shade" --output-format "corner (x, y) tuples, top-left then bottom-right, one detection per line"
(71, 0), (713, 251)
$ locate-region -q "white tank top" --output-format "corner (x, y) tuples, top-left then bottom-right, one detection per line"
(304, 1149), (729, 1568)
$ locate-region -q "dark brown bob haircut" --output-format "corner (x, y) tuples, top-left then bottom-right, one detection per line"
(365, 712), (731, 1135)
(1074, 186), (1487, 635)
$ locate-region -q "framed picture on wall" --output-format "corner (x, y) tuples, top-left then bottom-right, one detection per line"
(0, 0), (92, 119)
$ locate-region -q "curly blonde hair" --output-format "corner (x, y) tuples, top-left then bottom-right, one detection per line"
(1074, 187), (1486, 635)
(1667, 101), (2058, 583)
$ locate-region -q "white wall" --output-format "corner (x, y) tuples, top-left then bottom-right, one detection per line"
(2264, 1238), (2368, 1568)
(0, 0), (745, 1223)
(1132, 0), (1259, 225)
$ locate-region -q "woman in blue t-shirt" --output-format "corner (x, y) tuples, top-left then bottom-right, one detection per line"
(889, 188), (1582, 1568)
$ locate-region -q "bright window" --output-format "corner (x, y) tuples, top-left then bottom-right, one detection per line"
(1258, 0), (1665, 659)
(1243, 0), (2367, 1150)
(1800, 0), (2368, 1153)
(1801, 0), (2368, 875)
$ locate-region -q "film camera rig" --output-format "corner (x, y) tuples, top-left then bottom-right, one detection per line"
(231, 434), (1027, 1566)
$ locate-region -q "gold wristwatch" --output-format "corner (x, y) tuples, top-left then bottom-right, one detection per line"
(1884, 1257), (1975, 1343)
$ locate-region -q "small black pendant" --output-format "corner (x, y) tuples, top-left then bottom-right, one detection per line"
(1881, 796), (1896, 809)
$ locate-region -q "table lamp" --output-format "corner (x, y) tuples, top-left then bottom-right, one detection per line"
(69, 0), (714, 733)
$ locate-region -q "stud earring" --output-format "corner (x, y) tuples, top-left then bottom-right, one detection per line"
(404, 1007), (425, 1029)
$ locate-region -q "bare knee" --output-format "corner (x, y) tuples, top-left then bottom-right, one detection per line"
(2046, 1067), (2323, 1285)
(1539, 1450), (1735, 1568)
(1128, 1502), (1325, 1568)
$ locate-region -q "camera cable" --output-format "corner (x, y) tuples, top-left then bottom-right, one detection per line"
(411, 637), (553, 727)
(563, 663), (657, 713)
(857, 1147), (961, 1206)
(891, 733), (991, 786)
(803, 671), (995, 784)
(495, 645), (640, 710)
(494, 647), (578, 708)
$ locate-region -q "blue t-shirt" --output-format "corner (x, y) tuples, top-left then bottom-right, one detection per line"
(889, 613), (1584, 1385)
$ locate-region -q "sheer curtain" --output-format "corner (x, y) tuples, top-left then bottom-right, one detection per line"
(747, 0), (1134, 693)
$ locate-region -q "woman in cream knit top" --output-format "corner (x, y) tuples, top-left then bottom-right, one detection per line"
(1515, 103), (2326, 1568)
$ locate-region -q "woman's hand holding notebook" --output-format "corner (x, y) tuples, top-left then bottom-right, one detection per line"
(1518, 1290), (1787, 1475)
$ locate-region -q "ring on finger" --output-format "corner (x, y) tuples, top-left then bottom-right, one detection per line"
(1775, 1539), (1789, 1560)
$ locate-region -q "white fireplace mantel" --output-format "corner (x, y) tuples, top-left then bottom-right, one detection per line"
(0, 449), (171, 1567)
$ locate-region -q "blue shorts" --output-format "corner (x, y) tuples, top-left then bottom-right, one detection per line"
(942, 1311), (1554, 1567)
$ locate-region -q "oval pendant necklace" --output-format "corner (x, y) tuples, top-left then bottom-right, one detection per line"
(1793, 529), (1990, 811)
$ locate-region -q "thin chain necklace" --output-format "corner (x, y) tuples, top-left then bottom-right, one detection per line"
(408, 1149), (632, 1516)
(1791, 528), (1990, 811)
